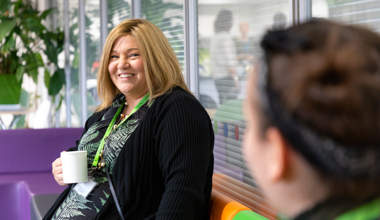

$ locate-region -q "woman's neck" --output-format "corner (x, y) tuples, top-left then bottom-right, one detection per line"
(124, 92), (148, 115)
(274, 154), (330, 218)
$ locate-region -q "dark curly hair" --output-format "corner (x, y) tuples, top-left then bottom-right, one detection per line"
(255, 19), (380, 199)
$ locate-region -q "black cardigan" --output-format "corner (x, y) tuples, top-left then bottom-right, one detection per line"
(43, 87), (214, 220)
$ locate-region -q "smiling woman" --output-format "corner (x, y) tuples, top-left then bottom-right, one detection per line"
(43, 19), (214, 220)
(108, 35), (148, 111)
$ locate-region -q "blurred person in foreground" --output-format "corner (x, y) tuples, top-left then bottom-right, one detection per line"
(44, 19), (214, 220)
(243, 19), (380, 219)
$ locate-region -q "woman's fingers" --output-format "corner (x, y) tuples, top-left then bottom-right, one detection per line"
(55, 173), (67, 186)
(52, 155), (67, 186)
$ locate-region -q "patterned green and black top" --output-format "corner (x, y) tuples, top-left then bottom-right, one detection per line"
(52, 94), (152, 220)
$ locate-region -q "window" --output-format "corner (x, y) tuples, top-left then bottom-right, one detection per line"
(108, 0), (132, 31)
(312, 0), (380, 33)
(197, 0), (290, 194)
(141, 0), (186, 74)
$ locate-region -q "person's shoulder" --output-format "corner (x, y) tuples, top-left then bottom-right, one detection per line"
(156, 87), (209, 116)
(86, 108), (107, 126)
(158, 86), (196, 103)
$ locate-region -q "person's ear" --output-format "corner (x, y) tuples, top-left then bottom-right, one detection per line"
(265, 127), (292, 183)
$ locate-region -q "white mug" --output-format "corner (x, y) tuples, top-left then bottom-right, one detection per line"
(61, 151), (88, 184)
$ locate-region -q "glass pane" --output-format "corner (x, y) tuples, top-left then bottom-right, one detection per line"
(312, 0), (380, 32)
(108, 0), (132, 31)
(197, 0), (290, 213)
(141, 0), (186, 75)
(56, 1), (134, 127)
(85, 1), (102, 120)
(55, 0), (81, 127)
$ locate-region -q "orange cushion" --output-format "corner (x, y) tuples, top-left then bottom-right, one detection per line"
(209, 190), (251, 220)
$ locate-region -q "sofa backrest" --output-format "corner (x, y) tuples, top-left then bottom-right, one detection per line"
(0, 128), (83, 174)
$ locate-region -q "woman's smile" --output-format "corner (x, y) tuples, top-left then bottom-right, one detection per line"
(118, 73), (135, 79)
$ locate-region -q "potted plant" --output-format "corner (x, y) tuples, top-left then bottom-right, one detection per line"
(0, 0), (64, 107)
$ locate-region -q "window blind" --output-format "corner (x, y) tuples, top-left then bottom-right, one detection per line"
(108, 0), (132, 30)
(314, 0), (380, 32)
(198, 1), (290, 218)
(141, 0), (186, 73)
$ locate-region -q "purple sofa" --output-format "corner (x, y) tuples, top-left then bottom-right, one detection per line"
(0, 128), (83, 220)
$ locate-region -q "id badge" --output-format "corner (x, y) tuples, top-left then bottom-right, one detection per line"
(73, 176), (98, 198)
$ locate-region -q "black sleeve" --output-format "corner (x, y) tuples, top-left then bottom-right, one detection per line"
(155, 93), (214, 220)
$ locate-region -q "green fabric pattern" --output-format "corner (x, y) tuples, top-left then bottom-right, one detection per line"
(101, 191), (109, 205)
(92, 175), (108, 184)
(78, 123), (101, 149)
(105, 118), (140, 174)
(52, 190), (92, 220)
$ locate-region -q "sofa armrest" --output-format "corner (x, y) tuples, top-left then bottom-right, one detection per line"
(30, 194), (60, 220)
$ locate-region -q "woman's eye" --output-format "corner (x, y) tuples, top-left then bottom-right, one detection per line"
(110, 55), (119, 59)
(130, 53), (139, 58)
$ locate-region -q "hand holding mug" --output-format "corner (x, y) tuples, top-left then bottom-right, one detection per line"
(52, 152), (67, 186)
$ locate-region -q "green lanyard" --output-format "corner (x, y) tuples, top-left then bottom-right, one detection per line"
(91, 93), (150, 168)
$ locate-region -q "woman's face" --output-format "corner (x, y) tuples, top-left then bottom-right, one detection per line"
(108, 35), (148, 99)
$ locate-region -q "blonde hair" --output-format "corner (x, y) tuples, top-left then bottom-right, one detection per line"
(96, 19), (190, 111)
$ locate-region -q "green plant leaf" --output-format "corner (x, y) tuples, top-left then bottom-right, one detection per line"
(1, 33), (15, 53)
(24, 52), (39, 72)
(12, 26), (29, 45)
(0, 74), (22, 104)
(14, 0), (22, 16)
(0, 0), (11, 14)
(0, 0), (64, 102)
(34, 52), (44, 67)
(72, 50), (80, 69)
(22, 17), (45, 33)
(15, 65), (25, 82)
(44, 68), (50, 89)
(10, 51), (18, 73)
(0, 19), (16, 42)
(40, 8), (56, 20)
(44, 38), (58, 65)
(56, 31), (64, 53)
(54, 94), (63, 112)
(29, 66), (38, 83)
(48, 68), (65, 96)
(46, 31), (64, 54)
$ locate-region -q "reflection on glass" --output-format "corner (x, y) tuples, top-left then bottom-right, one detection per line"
(108, 0), (132, 31)
(312, 0), (380, 33)
(54, 0), (81, 127)
(198, 0), (289, 187)
(142, 0), (185, 73)
(210, 9), (239, 105)
(56, 1), (132, 127)
(236, 21), (255, 77)
(84, 1), (102, 121)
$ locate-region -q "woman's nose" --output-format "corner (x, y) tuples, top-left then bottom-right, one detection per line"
(117, 58), (130, 69)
